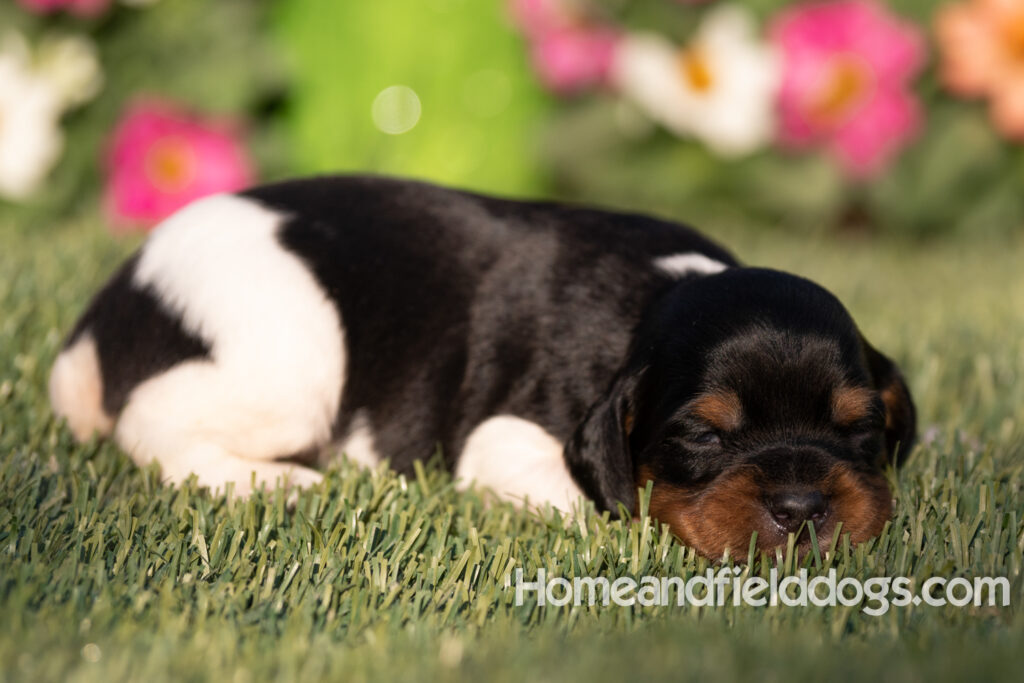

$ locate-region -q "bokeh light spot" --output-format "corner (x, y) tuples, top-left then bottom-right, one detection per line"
(372, 86), (422, 135)
(81, 643), (101, 663)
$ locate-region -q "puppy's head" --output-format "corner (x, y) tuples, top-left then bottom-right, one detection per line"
(565, 268), (915, 559)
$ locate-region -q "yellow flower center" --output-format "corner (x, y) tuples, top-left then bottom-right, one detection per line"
(678, 47), (715, 94)
(144, 137), (196, 193)
(808, 56), (873, 126)
(1002, 13), (1024, 62)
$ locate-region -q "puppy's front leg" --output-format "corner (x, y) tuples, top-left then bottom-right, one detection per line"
(455, 415), (586, 513)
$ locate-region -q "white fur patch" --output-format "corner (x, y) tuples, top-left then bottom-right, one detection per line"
(455, 415), (585, 512)
(653, 252), (729, 278)
(114, 193), (344, 495)
(49, 332), (113, 441)
(335, 410), (381, 468)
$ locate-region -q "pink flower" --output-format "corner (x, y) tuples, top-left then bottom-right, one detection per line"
(510, 0), (571, 38)
(771, 0), (926, 177)
(105, 101), (253, 229)
(508, 0), (620, 94)
(529, 27), (620, 94)
(17, 0), (112, 18)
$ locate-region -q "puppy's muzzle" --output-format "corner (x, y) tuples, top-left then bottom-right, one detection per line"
(645, 448), (892, 559)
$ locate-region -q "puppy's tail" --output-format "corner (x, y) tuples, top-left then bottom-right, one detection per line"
(49, 331), (114, 442)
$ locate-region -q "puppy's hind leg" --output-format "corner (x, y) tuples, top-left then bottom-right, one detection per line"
(113, 193), (347, 496)
(114, 360), (328, 496)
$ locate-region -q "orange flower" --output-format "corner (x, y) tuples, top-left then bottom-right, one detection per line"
(936, 0), (1024, 139)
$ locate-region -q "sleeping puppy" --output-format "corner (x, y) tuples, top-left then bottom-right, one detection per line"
(50, 175), (915, 559)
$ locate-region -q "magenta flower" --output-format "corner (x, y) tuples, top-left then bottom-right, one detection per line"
(509, 0), (570, 38)
(105, 101), (253, 229)
(771, 0), (926, 177)
(509, 0), (620, 94)
(529, 27), (619, 94)
(17, 0), (112, 18)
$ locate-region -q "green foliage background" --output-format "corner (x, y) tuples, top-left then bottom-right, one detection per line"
(5, 0), (1021, 237)
(0, 0), (283, 226)
(539, 0), (1024, 237)
(260, 0), (1024, 237)
(270, 0), (552, 196)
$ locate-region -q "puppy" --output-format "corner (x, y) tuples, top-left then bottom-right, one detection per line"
(50, 175), (915, 558)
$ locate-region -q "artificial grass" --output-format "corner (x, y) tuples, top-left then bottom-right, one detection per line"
(1, 218), (1022, 682)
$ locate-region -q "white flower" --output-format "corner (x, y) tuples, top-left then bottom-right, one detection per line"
(0, 34), (63, 201)
(36, 34), (104, 108)
(611, 5), (780, 157)
(0, 32), (101, 201)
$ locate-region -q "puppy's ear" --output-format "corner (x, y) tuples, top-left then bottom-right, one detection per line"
(564, 370), (640, 517)
(861, 338), (916, 466)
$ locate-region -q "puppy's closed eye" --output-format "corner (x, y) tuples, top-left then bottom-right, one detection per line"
(689, 431), (721, 446)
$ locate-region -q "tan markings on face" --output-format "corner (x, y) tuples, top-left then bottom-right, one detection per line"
(880, 382), (908, 431)
(822, 462), (892, 543)
(831, 385), (876, 426)
(690, 390), (743, 432)
(638, 464), (765, 559)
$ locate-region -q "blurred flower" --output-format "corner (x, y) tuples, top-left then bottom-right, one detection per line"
(510, 0), (572, 37)
(105, 101), (253, 228)
(17, 0), (112, 18)
(936, 0), (1024, 140)
(509, 0), (620, 94)
(0, 34), (62, 201)
(612, 5), (779, 156)
(0, 32), (102, 201)
(36, 34), (104, 106)
(530, 28), (619, 94)
(772, 0), (925, 177)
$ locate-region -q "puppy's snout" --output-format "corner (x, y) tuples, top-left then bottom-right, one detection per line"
(765, 489), (829, 533)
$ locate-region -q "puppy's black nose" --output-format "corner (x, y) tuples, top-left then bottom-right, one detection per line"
(766, 490), (828, 533)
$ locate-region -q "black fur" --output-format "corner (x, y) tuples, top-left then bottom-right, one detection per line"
(65, 255), (210, 415)
(241, 176), (738, 472)
(239, 177), (914, 525)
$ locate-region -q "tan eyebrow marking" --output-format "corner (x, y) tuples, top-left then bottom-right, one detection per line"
(690, 391), (743, 431)
(831, 385), (877, 425)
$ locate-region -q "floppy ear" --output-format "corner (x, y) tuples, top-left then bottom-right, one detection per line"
(861, 338), (917, 466)
(564, 370), (640, 517)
